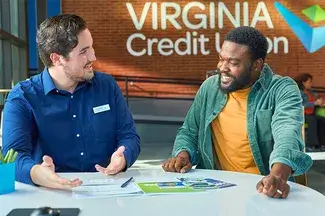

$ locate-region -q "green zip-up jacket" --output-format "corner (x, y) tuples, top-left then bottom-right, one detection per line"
(172, 64), (313, 177)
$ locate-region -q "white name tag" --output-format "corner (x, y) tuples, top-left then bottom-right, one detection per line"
(93, 104), (110, 114)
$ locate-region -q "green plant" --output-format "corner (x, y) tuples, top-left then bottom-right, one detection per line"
(0, 149), (18, 164)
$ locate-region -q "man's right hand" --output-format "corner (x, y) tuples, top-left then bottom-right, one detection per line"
(30, 155), (82, 189)
(315, 98), (325, 106)
(162, 151), (192, 173)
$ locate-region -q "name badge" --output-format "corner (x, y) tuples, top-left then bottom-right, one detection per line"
(93, 104), (110, 114)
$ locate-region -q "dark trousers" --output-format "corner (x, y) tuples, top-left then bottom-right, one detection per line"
(305, 114), (320, 147)
(317, 117), (325, 146)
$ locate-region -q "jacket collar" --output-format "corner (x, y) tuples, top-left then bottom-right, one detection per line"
(255, 63), (274, 90)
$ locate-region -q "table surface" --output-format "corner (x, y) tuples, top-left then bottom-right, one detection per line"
(1, 168), (324, 216)
(307, 152), (325, 160)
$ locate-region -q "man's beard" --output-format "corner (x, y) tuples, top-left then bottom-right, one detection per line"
(63, 65), (94, 82)
(218, 65), (253, 94)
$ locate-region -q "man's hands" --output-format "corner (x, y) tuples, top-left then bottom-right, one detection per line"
(162, 151), (192, 173)
(163, 153), (292, 198)
(30, 147), (127, 189)
(30, 155), (82, 189)
(315, 98), (325, 106)
(256, 163), (292, 198)
(256, 175), (290, 198)
(95, 146), (127, 175)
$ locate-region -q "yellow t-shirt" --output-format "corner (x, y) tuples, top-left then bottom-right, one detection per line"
(211, 87), (260, 174)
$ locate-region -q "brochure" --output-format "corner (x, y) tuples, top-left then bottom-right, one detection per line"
(136, 181), (200, 194)
(136, 177), (236, 194)
(177, 177), (236, 189)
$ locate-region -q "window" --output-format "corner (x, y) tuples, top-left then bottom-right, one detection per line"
(1, 0), (10, 33)
(0, 0), (28, 106)
(18, 0), (27, 41)
(0, 0), (2, 29)
(0, 40), (2, 80)
(11, 44), (20, 85)
(10, 0), (19, 37)
(0, 39), (3, 105)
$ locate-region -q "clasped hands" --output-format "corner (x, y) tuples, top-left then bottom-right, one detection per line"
(30, 146), (126, 189)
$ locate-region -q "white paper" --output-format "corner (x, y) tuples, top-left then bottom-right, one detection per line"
(72, 182), (143, 199)
(82, 178), (114, 186)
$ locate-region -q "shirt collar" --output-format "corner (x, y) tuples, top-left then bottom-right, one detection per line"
(42, 68), (94, 95)
(42, 68), (57, 95)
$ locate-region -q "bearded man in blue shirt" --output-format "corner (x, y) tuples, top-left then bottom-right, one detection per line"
(2, 14), (141, 189)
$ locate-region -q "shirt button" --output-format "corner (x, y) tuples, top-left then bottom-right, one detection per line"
(56, 90), (59, 93)
(73, 115), (76, 118)
(76, 134), (80, 137)
(80, 152), (84, 156)
(71, 95), (74, 99)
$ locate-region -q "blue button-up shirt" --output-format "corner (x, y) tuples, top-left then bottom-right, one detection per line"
(2, 69), (140, 185)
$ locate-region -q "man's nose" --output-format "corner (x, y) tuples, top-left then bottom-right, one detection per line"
(218, 61), (230, 72)
(89, 54), (97, 62)
(87, 47), (97, 62)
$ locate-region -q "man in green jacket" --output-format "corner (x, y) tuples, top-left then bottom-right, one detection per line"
(162, 26), (312, 199)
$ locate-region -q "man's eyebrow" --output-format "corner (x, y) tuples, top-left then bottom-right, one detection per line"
(219, 55), (240, 62)
(79, 46), (90, 53)
(228, 57), (240, 62)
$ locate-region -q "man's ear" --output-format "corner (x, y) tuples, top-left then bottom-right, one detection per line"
(253, 58), (264, 71)
(49, 53), (63, 67)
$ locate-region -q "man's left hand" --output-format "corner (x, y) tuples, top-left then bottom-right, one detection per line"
(256, 175), (290, 198)
(95, 146), (127, 175)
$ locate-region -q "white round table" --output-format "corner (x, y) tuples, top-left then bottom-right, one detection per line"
(1, 168), (324, 216)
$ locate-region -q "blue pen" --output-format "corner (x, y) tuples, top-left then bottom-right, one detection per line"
(121, 177), (133, 188)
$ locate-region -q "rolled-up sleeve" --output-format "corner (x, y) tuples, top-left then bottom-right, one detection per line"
(2, 89), (37, 185)
(270, 78), (313, 176)
(112, 78), (140, 169)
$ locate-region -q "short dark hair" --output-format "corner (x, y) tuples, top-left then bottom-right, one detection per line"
(224, 26), (268, 61)
(37, 14), (87, 67)
(294, 73), (313, 90)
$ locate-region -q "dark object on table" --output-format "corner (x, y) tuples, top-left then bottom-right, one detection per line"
(30, 207), (60, 216)
(6, 207), (80, 216)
